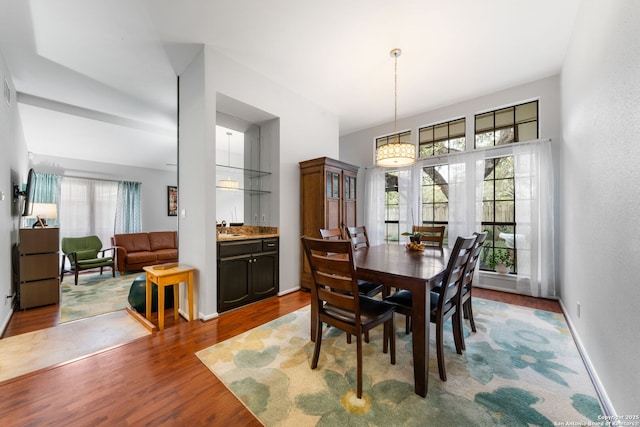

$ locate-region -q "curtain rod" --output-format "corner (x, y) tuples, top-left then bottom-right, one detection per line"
(366, 138), (552, 170)
(38, 171), (141, 185)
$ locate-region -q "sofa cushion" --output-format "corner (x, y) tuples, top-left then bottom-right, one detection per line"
(149, 231), (176, 251)
(155, 248), (178, 261)
(126, 251), (157, 265)
(113, 233), (151, 252)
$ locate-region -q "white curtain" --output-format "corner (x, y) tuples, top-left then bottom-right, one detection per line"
(364, 167), (386, 245)
(512, 141), (556, 297)
(363, 139), (556, 298)
(59, 177), (118, 248)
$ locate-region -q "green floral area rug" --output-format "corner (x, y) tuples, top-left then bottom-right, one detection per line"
(196, 299), (603, 426)
(60, 272), (142, 323)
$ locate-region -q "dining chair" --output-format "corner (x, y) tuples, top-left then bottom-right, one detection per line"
(458, 231), (488, 349)
(412, 225), (446, 248)
(384, 235), (476, 381)
(319, 228), (343, 240)
(345, 226), (384, 297)
(301, 236), (396, 398)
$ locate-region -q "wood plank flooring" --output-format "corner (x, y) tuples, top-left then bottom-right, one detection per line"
(0, 287), (561, 425)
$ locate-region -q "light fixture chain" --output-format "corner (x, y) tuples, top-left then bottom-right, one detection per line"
(394, 51), (398, 134)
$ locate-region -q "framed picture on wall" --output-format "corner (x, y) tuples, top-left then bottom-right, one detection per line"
(168, 186), (178, 216)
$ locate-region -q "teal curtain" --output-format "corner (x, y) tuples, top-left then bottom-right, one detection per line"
(114, 181), (141, 234)
(27, 172), (61, 227)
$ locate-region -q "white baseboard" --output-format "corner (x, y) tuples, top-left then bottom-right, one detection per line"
(559, 299), (616, 417)
(278, 286), (301, 297)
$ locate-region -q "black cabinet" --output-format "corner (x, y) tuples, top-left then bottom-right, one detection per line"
(217, 238), (278, 312)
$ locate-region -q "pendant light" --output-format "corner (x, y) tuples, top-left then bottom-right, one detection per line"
(218, 132), (239, 190)
(376, 48), (416, 167)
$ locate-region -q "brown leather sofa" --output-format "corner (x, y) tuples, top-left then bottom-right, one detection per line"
(111, 231), (178, 274)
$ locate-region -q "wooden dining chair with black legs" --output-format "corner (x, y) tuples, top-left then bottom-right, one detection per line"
(384, 235), (476, 381)
(301, 236), (396, 398)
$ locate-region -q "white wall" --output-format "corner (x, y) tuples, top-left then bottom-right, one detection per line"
(340, 75), (562, 227)
(0, 50), (29, 334)
(179, 46), (339, 319)
(29, 154), (178, 233)
(560, 0), (640, 415)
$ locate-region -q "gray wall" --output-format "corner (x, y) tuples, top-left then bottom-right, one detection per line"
(0, 50), (29, 333)
(560, 0), (640, 415)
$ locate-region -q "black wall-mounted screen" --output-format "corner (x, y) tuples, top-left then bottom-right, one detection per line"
(21, 168), (36, 217)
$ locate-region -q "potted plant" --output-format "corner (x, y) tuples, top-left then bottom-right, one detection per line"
(401, 231), (424, 243)
(487, 248), (514, 274)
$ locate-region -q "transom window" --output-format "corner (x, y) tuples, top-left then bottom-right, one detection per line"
(376, 130), (411, 151)
(418, 118), (465, 157)
(475, 100), (538, 148)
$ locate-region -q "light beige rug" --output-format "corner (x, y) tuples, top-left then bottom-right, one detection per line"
(196, 300), (603, 426)
(0, 310), (150, 382)
(60, 272), (142, 323)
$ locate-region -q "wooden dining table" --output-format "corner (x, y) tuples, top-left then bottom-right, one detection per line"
(354, 244), (450, 397)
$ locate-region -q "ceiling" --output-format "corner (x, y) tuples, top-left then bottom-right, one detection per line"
(0, 0), (582, 171)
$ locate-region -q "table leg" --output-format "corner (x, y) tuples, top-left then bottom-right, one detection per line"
(187, 271), (194, 321)
(173, 282), (179, 322)
(412, 286), (428, 397)
(145, 275), (152, 320)
(158, 283), (165, 331)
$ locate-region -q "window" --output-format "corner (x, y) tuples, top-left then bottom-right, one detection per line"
(480, 156), (517, 273)
(376, 130), (411, 151)
(384, 172), (399, 242)
(421, 165), (449, 245)
(418, 118), (465, 157)
(475, 101), (538, 148)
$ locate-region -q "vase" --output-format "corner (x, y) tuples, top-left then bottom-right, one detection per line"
(496, 263), (509, 275)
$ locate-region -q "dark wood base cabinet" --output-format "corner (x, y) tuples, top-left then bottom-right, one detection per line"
(17, 227), (60, 309)
(217, 238), (279, 312)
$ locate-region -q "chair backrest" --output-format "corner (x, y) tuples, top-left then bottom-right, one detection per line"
(61, 236), (103, 261)
(320, 228), (343, 240)
(412, 225), (445, 248)
(435, 235), (476, 313)
(346, 226), (370, 250)
(301, 236), (360, 316)
(462, 231), (488, 293)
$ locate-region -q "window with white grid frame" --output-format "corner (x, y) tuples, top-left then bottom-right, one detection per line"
(475, 100), (538, 148)
(418, 118), (465, 158)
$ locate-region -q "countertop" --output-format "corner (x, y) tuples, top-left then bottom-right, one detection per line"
(216, 226), (279, 241)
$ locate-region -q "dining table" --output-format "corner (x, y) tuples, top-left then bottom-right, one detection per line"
(355, 244), (450, 397)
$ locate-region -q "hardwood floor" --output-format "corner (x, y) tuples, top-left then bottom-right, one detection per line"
(0, 287), (561, 425)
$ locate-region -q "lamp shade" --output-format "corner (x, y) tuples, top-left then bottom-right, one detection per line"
(30, 203), (58, 219)
(376, 142), (417, 167)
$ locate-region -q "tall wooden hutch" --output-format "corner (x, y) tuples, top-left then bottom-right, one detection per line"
(299, 157), (358, 288)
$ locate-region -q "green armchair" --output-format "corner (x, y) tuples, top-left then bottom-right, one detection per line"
(61, 236), (116, 286)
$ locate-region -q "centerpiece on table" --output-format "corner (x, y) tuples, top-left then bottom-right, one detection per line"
(401, 230), (425, 251)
